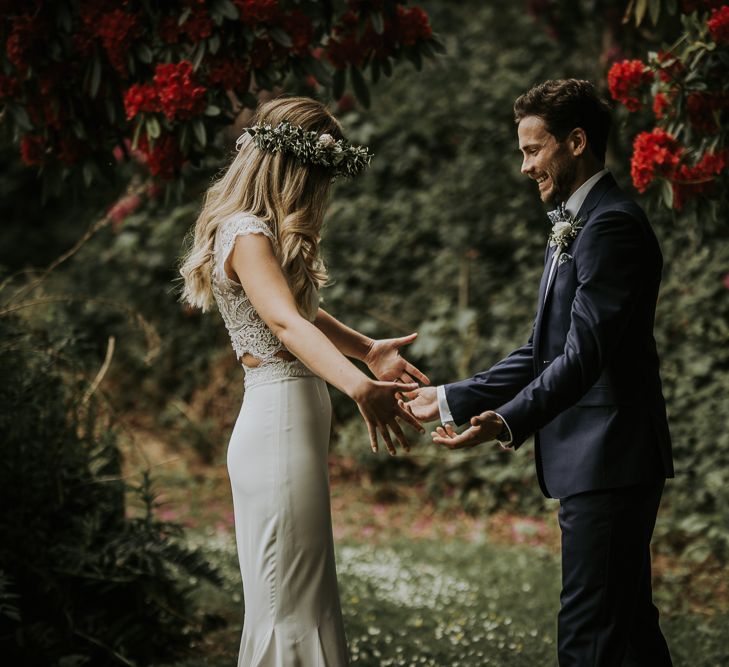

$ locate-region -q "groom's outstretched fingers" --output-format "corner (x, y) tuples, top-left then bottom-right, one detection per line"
(431, 423), (482, 449)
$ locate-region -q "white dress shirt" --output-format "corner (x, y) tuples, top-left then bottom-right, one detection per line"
(436, 168), (610, 446)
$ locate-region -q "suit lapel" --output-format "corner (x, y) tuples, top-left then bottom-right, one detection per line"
(532, 172), (617, 358)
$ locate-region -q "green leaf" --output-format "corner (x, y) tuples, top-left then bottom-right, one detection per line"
(661, 178), (674, 209)
(136, 44), (153, 64)
(192, 41), (207, 70)
(371, 12), (384, 35)
(209, 33), (221, 55)
(635, 0), (648, 26)
(178, 7), (192, 25)
(131, 119), (143, 150)
(192, 119), (206, 148)
(350, 66), (370, 108)
(371, 57), (380, 84)
(204, 105), (221, 116)
(8, 104), (32, 132)
(431, 38), (447, 55)
(332, 68), (346, 100)
(58, 3), (73, 32)
(146, 116), (161, 140)
(217, 0), (239, 20)
(406, 46), (423, 71)
(105, 98), (116, 124)
(270, 27), (292, 48)
(308, 57), (333, 87)
(649, 0), (661, 25)
(82, 161), (94, 187)
(89, 58), (102, 98)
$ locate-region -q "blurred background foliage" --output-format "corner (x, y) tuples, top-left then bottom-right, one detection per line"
(2, 0), (728, 663)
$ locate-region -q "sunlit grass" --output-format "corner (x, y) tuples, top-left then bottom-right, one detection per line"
(169, 529), (729, 667)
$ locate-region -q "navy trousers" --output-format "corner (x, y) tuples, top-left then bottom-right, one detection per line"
(557, 480), (672, 666)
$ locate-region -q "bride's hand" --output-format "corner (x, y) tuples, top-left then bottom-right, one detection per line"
(364, 332), (430, 386)
(352, 379), (425, 456)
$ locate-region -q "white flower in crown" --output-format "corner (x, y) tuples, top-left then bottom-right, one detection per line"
(548, 204), (583, 248)
(318, 133), (336, 147)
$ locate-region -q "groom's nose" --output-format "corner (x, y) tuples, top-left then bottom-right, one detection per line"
(521, 156), (533, 176)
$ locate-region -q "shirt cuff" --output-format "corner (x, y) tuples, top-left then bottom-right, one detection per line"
(493, 412), (514, 449)
(436, 385), (455, 425)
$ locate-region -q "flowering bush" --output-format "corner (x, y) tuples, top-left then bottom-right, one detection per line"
(607, 2), (728, 212)
(0, 0), (442, 188)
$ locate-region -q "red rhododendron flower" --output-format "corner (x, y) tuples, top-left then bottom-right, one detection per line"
(158, 16), (182, 44)
(181, 7), (214, 42)
(723, 272), (729, 290)
(0, 74), (20, 99)
(630, 128), (683, 193)
(655, 50), (683, 83)
(95, 9), (141, 78)
(153, 61), (207, 121)
(235, 0), (279, 25)
(6, 15), (42, 75)
(686, 91), (727, 133)
(206, 57), (251, 91)
(20, 135), (46, 166)
(672, 150), (728, 209)
(136, 134), (184, 179)
(279, 10), (314, 56)
(708, 5), (729, 45)
(681, 0), (724, 13)
(608, 59), (653, 112)
(250, 38), (275, 69)
(394, 5), (432, 46)
(652, 92), (671, 119)
(124, 83), (160, 119)
(57, 135), (87, 166)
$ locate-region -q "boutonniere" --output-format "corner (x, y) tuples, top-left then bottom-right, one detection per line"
(547, 204), (583, 249)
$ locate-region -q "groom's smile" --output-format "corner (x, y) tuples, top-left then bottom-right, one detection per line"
(518, 115), (577, 206)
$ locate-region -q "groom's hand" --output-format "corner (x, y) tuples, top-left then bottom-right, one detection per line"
(399, 386), (439, 423)
(431, 411), (505, 450)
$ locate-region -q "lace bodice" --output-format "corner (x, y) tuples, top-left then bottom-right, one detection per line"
(211, 212), (313, 388)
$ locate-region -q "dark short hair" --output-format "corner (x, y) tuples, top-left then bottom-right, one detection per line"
(514, 79), (612, 162)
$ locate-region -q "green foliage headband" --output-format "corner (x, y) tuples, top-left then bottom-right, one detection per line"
(238, 121), (373, 179)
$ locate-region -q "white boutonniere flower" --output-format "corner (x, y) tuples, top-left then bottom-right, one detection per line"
(547, 204), (583, 249)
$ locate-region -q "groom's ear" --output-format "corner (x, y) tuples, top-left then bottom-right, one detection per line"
(567, 127), (588, 157)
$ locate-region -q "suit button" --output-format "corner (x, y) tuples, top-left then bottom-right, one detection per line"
(542, 360), (551, 365)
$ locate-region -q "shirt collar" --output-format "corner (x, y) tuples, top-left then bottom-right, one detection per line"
(564, 168), (609, 218)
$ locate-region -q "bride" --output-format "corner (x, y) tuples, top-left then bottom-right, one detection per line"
(180, 96), (427, 666)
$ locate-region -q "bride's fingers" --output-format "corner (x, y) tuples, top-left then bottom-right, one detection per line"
(405, 362), (430, 386)
(397, 404), (425, 433)
(392, 381), (419, 393)
(365, 420), (378, 453)
(390, 420), (410, 453)
(378, 423), (396, 456)
(399, 371), (415, 385)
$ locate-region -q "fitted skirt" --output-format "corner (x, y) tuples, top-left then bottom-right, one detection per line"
(227, 374), (348, 666)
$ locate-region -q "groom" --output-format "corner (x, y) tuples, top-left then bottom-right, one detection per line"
(405, 79), (674, 666)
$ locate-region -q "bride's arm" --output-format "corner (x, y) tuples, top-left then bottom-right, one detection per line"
(314, 308), (430, 385)
(230, 233), (423, 454)
(313, 308), (372, 360)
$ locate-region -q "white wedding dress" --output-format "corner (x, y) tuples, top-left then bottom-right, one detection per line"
(212, 212), (349, 666)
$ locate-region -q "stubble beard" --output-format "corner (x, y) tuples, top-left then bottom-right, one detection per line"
(545, 158), (578, 207)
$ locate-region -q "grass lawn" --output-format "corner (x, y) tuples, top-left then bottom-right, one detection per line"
(138, 445), (728, 667)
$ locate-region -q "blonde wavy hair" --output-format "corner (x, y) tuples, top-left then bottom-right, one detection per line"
(179, 96), (344, 318)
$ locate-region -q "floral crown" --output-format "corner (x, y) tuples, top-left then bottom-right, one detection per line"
(237, 120), (373, 179)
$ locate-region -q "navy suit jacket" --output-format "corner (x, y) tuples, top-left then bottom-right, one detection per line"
(444, 173), (674, 499)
